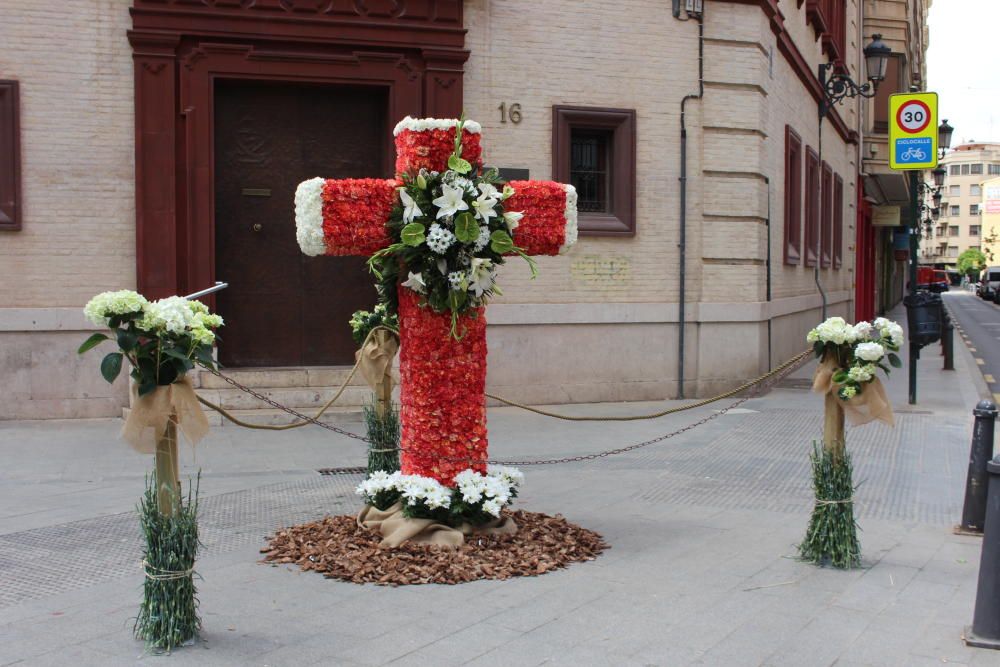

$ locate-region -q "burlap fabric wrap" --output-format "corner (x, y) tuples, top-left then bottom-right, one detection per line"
(121, 376), (210, 453)
(356, 328), (398, 395)
(357, 503), (517, 549)
(812, 355), (895, 427)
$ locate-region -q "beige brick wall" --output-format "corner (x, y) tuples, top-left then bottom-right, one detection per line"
(0, 1), (134, 419)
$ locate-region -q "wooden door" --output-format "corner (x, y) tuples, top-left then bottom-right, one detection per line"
(214, 81), (385, 367)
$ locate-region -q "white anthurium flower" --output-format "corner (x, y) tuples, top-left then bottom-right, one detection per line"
(502, 210), (523, 231)
(432, 183), (469, 219)
(401, 271), (426, 294)
(398, 188), (423, 224)
(472, 191), (499, 222)
(468, 258), (496, 297)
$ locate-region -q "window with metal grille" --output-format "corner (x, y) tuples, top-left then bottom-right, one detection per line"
(989, 164), (1000, 176)
(972, 163), (984, 175)
(0, 80), (19, 231)
(570, 130), (610, 214)
(784, 125), (803, 265)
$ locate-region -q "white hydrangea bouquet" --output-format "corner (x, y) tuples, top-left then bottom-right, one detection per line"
(807, 316), (903, 401)
(357, 465), (523, 527)
(80, 290), (223, 395)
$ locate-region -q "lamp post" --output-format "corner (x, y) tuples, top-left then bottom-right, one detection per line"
(815, 34), (891, 319)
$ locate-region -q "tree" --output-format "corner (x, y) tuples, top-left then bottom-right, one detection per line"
(957, 248), (987, 279)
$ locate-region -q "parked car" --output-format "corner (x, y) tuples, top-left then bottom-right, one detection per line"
(917, 267), (949, 293)
(979, 267), (1000, 300)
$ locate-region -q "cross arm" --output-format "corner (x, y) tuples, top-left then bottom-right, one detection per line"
(294, 177), (399, 257)
(504, 181), (578, 256)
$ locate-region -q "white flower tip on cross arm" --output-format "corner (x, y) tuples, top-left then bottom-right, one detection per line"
(398, 187), (423, 224)
(402, 271), (427, 294)
(432, 183), (469, 219)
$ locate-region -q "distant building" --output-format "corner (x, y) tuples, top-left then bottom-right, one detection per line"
(920, 143), (1000, 267)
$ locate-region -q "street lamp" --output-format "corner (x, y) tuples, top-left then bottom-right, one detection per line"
(819, 34), (892, 117)
(932, 167), (946, 187)
(939, 119), (954, 153)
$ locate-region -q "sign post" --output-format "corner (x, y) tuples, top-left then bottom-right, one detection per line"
(889, 92), (939, 405)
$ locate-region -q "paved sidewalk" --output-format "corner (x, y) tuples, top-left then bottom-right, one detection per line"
(1, 307), (999, 666)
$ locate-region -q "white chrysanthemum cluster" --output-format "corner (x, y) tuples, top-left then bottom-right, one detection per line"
(294, 177), (327, 257)
(447, 271), (466, 290)
(873, 317), (905, 347)
(392, 116), (483, 136)
(806, 316), (858, 345)
(84, 290), (149, 327)
(356, 466), (524, 519)
(559, 183), (579, 255)
(854, 342), (885, 362)
(427, 223), (456, 254)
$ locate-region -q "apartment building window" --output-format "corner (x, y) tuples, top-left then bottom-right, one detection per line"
(990, 164), (1000, 176)
(971, 184), (982, 197)
(972, 163), (984, 175)
(962, 164), (971, 175)
(971, 225), (981, 236)
(783, 126), (803, 265)
(949, 226), (959, 236)
(971, 204), (980, 215)
(821, 162), (833, 268)
(552, 106), (636, 236)
(950, 205), (961, 216)
(804, 147), (820, 267)
(0, 80), (19, 231)
(950, 185), (961, 197)
(833, 174), (844, 269)
(806, 0), (847, 63)
(950, 165), (961, 176)
(937, 225), (947, 237)
(948, 246), (959, 258)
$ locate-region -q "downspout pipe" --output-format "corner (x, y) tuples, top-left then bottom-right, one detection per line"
(678, 12), (704, 400)
(765, 176), (772, 370)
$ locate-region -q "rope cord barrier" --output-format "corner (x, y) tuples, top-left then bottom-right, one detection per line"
(192, 342), (813, 468)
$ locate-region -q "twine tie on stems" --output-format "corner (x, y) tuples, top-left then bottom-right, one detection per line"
(814, 497), (855, 506)
(141, 559), (194, 581)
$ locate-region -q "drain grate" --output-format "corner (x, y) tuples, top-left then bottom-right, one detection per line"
(318, 466), (367, 476)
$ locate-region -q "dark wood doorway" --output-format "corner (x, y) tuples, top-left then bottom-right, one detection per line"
(214, 81), (385, 367)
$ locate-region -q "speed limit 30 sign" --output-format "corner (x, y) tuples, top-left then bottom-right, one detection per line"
(889, 92), (938, 170)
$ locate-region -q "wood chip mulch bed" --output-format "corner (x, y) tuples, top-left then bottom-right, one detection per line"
(260, 510), (609, 585)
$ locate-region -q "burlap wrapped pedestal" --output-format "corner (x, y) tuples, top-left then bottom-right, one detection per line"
(812, 355), (895, 427)
(358, 503), (517, 549)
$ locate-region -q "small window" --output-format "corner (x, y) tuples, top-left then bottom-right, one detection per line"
(833, 173), (844, 269)
(989, 164), (1000, 176)
(971, 245), (981, 251)
(553, 106), (636, 236)
(784, 126), (803, 265)
(971, 184), (982, 197)
(950, 205), (961, 216)
(950, 185), (962, 197)
(950, 165), (961, 176)
(972, 163), (984, 175)
(971, 225), (981, 236)
(0, 80), (19, 231)
(962, 164), (971, 175)
(949, 226), (959, 236)
(971, 204), (980, 215)
(804, 147), (820, 268)
(821, 162), (833, 268)
(948, 246), (959, 257)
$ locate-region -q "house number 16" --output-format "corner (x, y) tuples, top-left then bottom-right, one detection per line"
(498, 102), (522, 124)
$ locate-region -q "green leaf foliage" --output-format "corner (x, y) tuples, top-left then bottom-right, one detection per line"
(454, 212), (480, 243)
(887, 353), (902, 368)
(77, 332), (109, 354)
(100, 352), (124, 384)
(401, 223), (426, 247)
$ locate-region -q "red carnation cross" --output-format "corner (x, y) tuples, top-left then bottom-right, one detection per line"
(295, 117), (577, 485)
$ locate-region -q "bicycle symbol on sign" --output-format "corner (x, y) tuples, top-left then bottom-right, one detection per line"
(901, 146), (927, 161)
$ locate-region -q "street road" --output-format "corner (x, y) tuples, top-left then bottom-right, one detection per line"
(943, 289), (1000, 404)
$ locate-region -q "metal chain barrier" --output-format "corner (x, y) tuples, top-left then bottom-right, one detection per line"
(195, 345), (812, 468)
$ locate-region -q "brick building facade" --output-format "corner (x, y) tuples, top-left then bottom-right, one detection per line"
(0, 0), (871, 419)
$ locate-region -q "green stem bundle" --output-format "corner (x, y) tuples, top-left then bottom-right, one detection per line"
(799, 443), (861, 569)
(364, 399), (400, 475)
(135, 473), (201, 652)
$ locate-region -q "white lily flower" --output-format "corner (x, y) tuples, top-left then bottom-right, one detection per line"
(502, 210), (523, 231)
(478, 182), (500, 199)
(468, 258), (495, 297)
(401, 271), (426, 294)
(472, 192), (499, 222)
(398, 188), (422, 224)
(432, 183), (469, 219)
